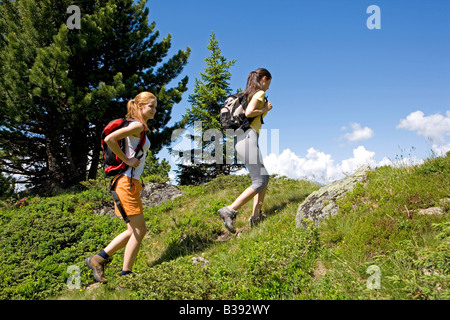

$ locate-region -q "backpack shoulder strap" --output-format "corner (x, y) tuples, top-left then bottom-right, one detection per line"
(238, 94), (249, 110)
(127, 119), (147, 159)
(108, 174), (130, 224)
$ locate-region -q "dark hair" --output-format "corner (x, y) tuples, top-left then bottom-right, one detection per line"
(241, 68), (272, 102)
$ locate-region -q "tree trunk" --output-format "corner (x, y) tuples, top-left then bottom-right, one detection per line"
(45, 135), (66, 191)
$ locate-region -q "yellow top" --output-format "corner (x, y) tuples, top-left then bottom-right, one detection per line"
(249, 90), (267, 135)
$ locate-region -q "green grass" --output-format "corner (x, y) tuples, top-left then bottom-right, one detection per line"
(0, 179), (122, 299)
(1, 152), (449, 300)
(59, 175), (320, 300)
(319, 153), (450, 299)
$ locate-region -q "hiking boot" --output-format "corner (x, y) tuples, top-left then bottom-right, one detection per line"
(85, 255), (108, 284)
(218, 206), (238, 233)
(248, 212), (266, 228)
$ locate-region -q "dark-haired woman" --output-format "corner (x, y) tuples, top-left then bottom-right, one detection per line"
(218, 68), (273, 233)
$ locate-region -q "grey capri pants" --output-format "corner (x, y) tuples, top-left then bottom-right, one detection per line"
(235, 128), (269, 193)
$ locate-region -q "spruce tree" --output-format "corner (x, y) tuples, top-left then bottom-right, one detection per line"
(175, 32), (241, 185)
(0, 0), (190, 192)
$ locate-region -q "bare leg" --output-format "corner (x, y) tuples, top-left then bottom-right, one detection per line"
(230, 187), (257, 211)
(103, 226), (132, 257)
(122, 214), (147, 271)
(252, 187), (266, 217)
(103, 214), (147, 271)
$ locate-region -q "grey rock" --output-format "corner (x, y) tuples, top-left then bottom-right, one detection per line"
(295, 165), (371, 228)
(93, 205), (115, 218)
(417, 207), (444, 215)
(140, 182), (183, 208)
(93, 182), (183, 218)
(416, 198), (449, 216)
(192, 256), (210, 267)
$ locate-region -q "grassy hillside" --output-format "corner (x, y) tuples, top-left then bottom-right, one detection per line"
(0, 152), (449, 300)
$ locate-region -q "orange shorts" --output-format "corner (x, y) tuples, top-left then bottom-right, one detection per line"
(113, 175), (143, 217)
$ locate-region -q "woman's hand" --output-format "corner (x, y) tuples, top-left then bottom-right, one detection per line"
(125, 157), (140, 169)
(264, 101), (273, 112)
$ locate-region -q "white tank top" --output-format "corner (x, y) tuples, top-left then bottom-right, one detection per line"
(123, 125), (150, 180)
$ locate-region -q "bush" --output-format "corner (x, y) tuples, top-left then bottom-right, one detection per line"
(0, 186), (122, 299)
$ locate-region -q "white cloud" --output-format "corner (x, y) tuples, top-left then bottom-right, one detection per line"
(396, 110), (450, 142)
(263, 146), (377, 185)
(341, 122), (374, 143)
(377, 156), (423, 168)
(168, 173), (177, 185)
(431, 142), (450, 157)
(340, 146), (376, 173)
(234, 145), (425, 185)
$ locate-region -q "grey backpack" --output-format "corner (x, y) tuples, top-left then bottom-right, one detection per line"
(219, 94), (254, 131)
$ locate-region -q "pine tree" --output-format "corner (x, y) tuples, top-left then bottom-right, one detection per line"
(0, 0), (190, 192)
(175, 32), (241, 185)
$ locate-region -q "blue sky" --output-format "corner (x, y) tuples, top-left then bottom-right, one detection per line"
(146, 0), (450, 184)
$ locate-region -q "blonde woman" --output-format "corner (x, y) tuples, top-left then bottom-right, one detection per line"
(85, 91), (156, 283)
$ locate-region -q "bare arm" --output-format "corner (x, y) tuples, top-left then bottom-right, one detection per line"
(245, 96), (272, 118)
(104, 121), (143, 168)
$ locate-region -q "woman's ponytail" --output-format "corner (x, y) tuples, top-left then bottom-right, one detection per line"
(242, 68), (272, 101)
(126, 99), (136, 117)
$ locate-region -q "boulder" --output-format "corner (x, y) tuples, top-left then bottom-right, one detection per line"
(295, 165), (371, 228)
(140, 182), (183, 208)
(94, 182), (183, 218)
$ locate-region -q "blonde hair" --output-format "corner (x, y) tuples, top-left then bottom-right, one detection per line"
(126, 91), (156, 132)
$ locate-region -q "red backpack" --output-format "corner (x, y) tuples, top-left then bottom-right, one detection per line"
(101, 118), (146, 177)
